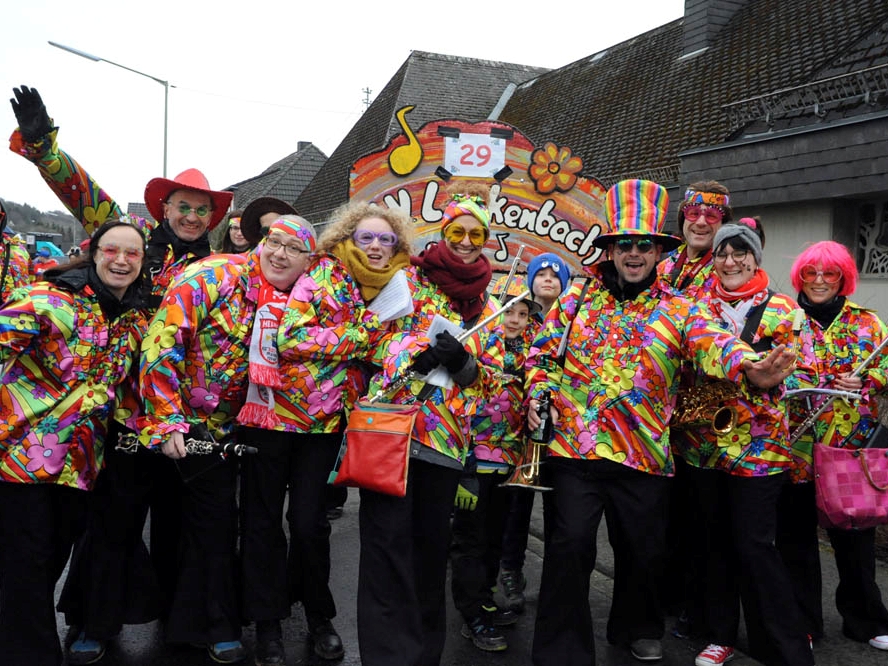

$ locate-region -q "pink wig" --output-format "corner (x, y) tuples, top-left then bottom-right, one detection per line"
(790, 240), (858, 296)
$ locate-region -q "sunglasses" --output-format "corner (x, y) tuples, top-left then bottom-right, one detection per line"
(614, 238), (655, 253)
(683, 205), (724, 225)
(265, 235), (311, 258)
(800, 265), (842, 284)
(171, 202), (211, 218)
(98, 244), (144, 262)
(353, 230), (398, 247)
(443, 224), (489, 247)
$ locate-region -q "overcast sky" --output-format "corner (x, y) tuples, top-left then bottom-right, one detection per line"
(2, 0), (684, 215)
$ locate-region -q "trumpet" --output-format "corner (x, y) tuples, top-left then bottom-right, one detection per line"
(502, 439), (552, 491)
(670, 380), (742, 435)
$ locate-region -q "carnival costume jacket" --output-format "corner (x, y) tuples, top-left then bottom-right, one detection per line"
(139, 254), (259, 448)
(658, 243), (717, 302)
(675, 290), (818, 476)
(788, 301), (888, 483)
(0, 232), (32, 302)
(0, 272), (147, 489)
(366, 264), (505, 466)
(10, 128), (208, 308)
(273, 253), (381, 433)
(525, 263), (759, 476)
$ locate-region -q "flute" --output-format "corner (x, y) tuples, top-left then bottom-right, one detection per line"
(369, 290), (532, 403)
(789, 334), (888, 444)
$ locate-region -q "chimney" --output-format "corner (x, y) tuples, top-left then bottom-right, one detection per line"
(297, 141), (311, 151)
(682, 0), (748, 58)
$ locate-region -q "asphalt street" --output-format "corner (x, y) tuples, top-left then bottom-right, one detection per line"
(51, 488), (888, 665)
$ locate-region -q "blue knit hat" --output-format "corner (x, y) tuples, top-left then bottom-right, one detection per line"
(527, 253), (570, 296)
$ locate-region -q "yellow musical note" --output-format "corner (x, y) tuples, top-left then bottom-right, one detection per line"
(388, 105), (423, 176)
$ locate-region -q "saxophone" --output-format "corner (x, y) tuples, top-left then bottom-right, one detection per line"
(670, 380), (742, 435)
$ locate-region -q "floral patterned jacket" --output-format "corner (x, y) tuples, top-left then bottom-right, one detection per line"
(1, 233), (32, 302)
(787, 301), (888, 483)
(658, 244), (717, 302)
(674, 290), (818, 476)
(9, 127), (205, 310)
(525, 264), (758, 477)
(0, 280), (147, 490)
(139, 253), (259, 448)
(273, 253), (380, 433)
(366, 264), (504, 466)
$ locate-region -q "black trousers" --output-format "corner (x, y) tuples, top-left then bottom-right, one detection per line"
(357, 458), (461, 666)
(163, 453), (241, 645)
(239, 427), (340, 622)
(0, 482), (89, 666)
(687, 466), (813, 666)
(777, 479), (888, 642)
(57, 443), (166, 638)
(500, 486), (535, 572)
(450, 470), (510, 621)
(532, 458), (670, 666)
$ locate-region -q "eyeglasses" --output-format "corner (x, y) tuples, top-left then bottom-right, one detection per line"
(713, 249), (749, 263)
(229, 225), (242, 232)
(171, 202), (211, 218)
(443, 224), (488, 247)
(683, 205), (724, 225)
(98, 244), (144, 262)
(800, 265), (842, 284)
(265, 236), (311, 258)
(353, 230), (398, 247)
(614, 238), (655, 253)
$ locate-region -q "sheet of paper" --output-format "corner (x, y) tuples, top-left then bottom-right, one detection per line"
(418, 315), (465, 389)
(367, 269), (414, 322)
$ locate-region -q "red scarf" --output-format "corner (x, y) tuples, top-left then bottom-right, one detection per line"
(411, 241), (492, 321)
(713, 267), (770, 302)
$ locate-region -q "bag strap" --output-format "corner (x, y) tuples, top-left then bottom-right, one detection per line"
(556, 278), (593, 367)
(858, 449), (888, 491)
(0, 237), (12, 297)
(739, 290), (774, 352)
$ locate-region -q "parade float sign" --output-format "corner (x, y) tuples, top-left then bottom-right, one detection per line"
(349, 107), (607, 274)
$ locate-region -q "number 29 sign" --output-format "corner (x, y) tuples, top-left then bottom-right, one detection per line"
(444, 132), (506, 178)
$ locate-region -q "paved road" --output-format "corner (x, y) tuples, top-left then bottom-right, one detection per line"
(52, 489), (888, 665)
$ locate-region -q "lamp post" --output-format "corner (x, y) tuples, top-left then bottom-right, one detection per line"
(48, 41), (170, 177)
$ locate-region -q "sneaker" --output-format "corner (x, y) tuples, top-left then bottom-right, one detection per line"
(326, 506), (344, 520)
(671, 610), (691, 639)
(629, 638), (663, 662)
(307, 614), (345, 660)
(254, 637), (286, 665)
(67, 632), (106, 665)
(695, 644), (735, 666)
(483, 603), (519, 627)
(207, 640), (247, 664)
(461, 618), (508, 652)
(869, 635), (888, 650)
(499, 569), (527, 613)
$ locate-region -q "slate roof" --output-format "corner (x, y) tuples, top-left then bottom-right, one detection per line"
(228, 142), (327, 211)
(497, 0), (888, 188)
(293, 51), (549, 223)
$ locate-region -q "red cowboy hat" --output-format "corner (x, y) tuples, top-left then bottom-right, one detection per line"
(143, 168), (233, 230)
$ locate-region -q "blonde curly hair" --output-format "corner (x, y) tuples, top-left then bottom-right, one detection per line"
(442, 180), (492, 205)
(316, 201), (415, 255)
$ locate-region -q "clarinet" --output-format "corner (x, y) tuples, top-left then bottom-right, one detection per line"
(116, 431), (258, 456)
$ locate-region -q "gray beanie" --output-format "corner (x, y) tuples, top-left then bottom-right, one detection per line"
(712, 223), (762, 264)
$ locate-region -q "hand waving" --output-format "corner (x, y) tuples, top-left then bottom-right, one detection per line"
(10, 85), (52, 142)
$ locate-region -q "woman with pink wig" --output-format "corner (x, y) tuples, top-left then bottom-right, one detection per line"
(777, 240), (888, 652)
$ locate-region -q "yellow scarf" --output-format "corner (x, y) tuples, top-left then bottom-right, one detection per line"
(331, 239), (411, 301)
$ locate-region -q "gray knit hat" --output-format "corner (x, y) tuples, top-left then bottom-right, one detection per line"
(712, 223), (763, 264)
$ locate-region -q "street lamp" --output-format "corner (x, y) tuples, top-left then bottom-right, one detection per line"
(48, 40), (170, 177)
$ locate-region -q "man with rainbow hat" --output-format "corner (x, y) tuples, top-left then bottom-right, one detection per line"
(524, 179), (799, 665)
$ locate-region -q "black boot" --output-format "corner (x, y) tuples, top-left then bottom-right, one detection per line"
(306, 613), (344, 660)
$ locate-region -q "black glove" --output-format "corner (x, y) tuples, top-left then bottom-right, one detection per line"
(434, 331), (471, 374)
(411, 346), (440, 376)
(11, 85), (52, 142)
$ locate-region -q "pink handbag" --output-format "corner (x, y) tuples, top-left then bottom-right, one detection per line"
(813, 442), (888, 530)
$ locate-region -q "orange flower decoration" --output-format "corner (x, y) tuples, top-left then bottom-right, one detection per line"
(528, 142), (583, 194)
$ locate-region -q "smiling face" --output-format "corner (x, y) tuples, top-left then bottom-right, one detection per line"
(801, 262), (842, 304)
(611, 237), (661, 286)
(532, 267), (562, 309)
(259, 230), (311, 290)
(444, 214), (485, 264)
(681, 204), (724, 259)
(93, 225), (145, 299)
(503, 301), (531, 339)
(228, 217), (248, 251)
(163, 188), (213, 242)
(713, 241), (757, 291)
(354, 216), (396, 269)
